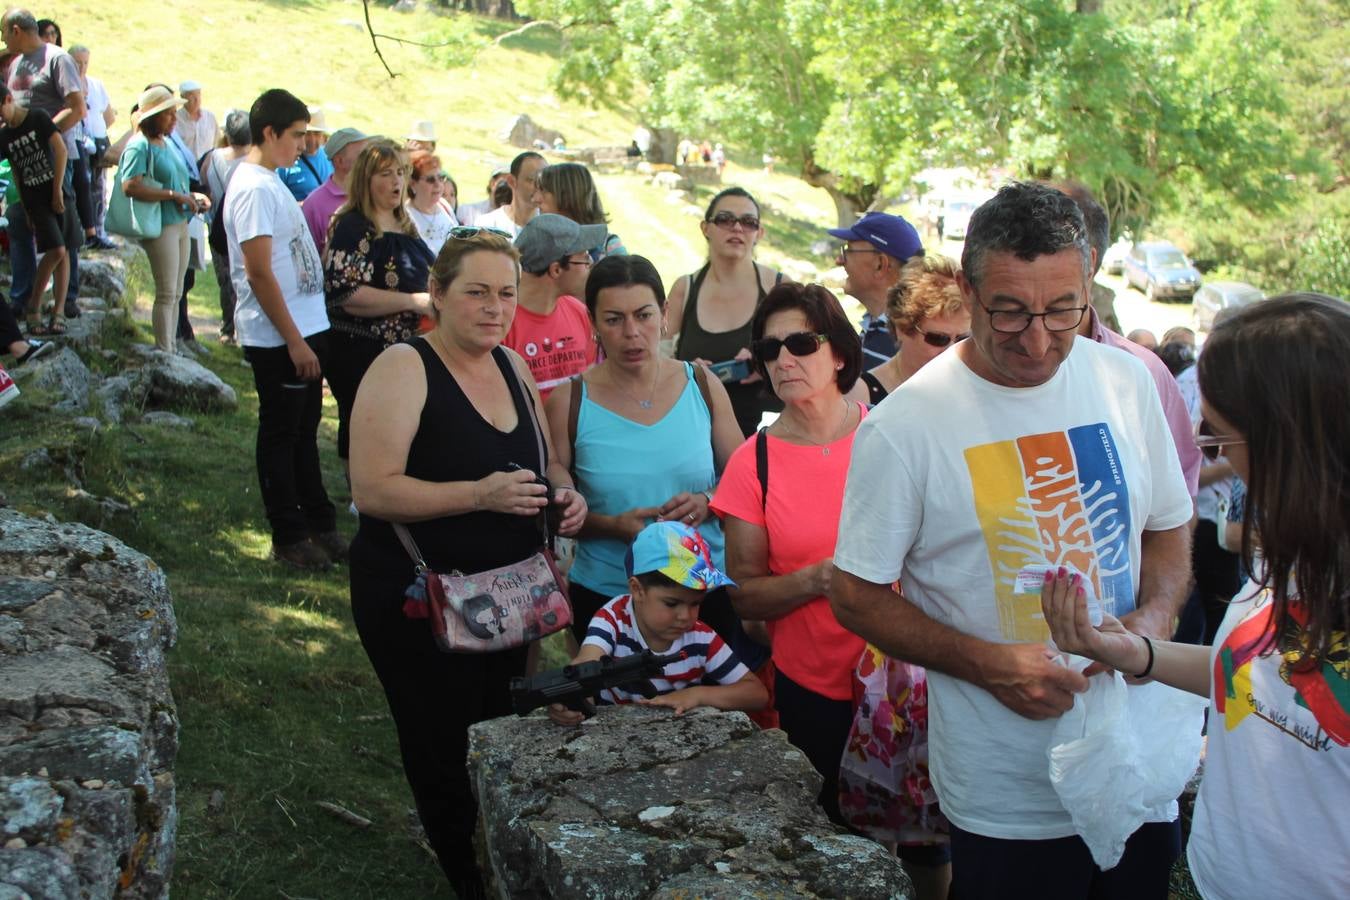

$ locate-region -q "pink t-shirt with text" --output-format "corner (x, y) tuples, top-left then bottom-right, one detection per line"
(710, 404), (868, 701)
(503, 295), (597, 399)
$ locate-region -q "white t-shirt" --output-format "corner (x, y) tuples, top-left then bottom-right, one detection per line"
(834, 337), (1194, 839)
(82, 75), (110, 140)
(406, 203), (455, 256)
(222, 162), (329, 349)
(1187, 580), (1350, 899)
(475, 204), (527, 239)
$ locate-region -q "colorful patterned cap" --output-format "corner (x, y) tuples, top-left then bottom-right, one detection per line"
(624, 521), (736, 591)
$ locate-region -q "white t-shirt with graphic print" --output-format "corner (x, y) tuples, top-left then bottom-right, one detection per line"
(223, 162), (329, 349)
(835, 337), (1194, 840)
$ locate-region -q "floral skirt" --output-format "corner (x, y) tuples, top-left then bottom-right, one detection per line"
(838, 645), (949, 846)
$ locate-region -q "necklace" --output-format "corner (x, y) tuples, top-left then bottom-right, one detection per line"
(775, 398), (851, 455)
(613, 360), (662, 409)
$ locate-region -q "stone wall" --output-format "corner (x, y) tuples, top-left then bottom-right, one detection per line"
(469, 706), (913, 899)
(0, 509), (178, 898)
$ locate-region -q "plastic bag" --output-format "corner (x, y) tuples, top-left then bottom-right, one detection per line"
(1047, 663), (1208, 869)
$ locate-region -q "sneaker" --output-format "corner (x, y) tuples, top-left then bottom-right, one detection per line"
(312, 530), (349, 563)
(0, 364), (17, 408)
(89, 236), (117, 250)
(271, 538), (333, 571)
(14, 340), (54, 366)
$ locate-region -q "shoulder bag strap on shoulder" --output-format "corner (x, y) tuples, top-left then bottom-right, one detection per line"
(755, 427), (769, 511)
(567, 374), (583, 473)
(506, 352), (552, 545)
(689, 363), (720, 474)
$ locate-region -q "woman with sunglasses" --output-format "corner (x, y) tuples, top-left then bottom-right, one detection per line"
(544, 254), (743, 642)
(323, 139), (435, 471)
(533, 161), (625, 259)
(848, 254), (970, 406)
(668, 186), (788, 436)
(1041, 293), (1349, 900)
(405, 150), (457, 255)
(348, 228), (586, 897)
(711, 283), (868, 824)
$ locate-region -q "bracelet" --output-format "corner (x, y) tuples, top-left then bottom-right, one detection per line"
(701, 489), (714, 505)
(1133, 635), (1155, 679)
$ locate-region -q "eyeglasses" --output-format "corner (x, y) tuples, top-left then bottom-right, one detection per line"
(839, 245), (884, 259)
(1194, 418), (1246, 461)
(914, 324), (970, 348)
(449, 225), (512, 240)
(972, 292), (1088, 334)
(419, 173), (450, 182)
(558, 254), (592, 269)
(751, 331), (829, 362)
(708, 211), (761, 231)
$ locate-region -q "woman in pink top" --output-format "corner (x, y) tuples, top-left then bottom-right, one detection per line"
(710, 282), (866, 825)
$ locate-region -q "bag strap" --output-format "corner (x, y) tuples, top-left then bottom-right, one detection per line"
(505, 352), (553, 548)
(567, 374), (583, 469)
(689, 362), (723, 476)
(755, 427), (769, 511)
(300, 153), (321, 182)
(392, 521), (428, 572)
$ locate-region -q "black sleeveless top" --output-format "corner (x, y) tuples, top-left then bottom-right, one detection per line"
(349, 341), (546, 578)
(675, 263), (784, 436)
(859, 370), (889, 406)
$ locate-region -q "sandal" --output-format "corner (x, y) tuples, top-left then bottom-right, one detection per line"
(44, 318), (68, 336)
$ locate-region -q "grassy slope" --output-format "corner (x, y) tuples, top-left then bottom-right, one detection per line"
(9, 3), (836, 898)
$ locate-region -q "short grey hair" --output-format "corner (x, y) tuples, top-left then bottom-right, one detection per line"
(67, 43), (89, 57)
(960, 182), (1091, 289)
(1, 9), (37, 32)
(224, 110), (251, 147)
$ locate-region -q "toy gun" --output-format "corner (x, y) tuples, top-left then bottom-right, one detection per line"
(510, 650), (685, 718)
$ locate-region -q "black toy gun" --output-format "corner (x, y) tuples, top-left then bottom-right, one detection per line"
(510, 650), (685, 718)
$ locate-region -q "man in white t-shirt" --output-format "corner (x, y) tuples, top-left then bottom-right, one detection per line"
(223, 89), (339, 572)
(832, 182), (1194, 897)
(475, 150), (544, 239)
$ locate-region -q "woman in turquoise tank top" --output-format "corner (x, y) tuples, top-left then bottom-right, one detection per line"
(545, 255), (746, 640)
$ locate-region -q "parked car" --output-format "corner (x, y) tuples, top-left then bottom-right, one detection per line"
(1101, 237), (1131, 275)
(1123, 241), (1202, 302)
(1193, 280), (1264, 331)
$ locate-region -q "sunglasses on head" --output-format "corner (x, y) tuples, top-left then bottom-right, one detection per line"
(448, 225), (512, 241)
(914, 323), (971, 348)
(751, 331), (829, 362)
(1194, 418), (1246, 461)
(708, 211), (761, 231)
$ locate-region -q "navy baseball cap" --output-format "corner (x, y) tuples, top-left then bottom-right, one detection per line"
(828, 212), (923, 262)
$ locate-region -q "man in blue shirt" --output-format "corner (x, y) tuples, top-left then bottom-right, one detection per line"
(276, 106), (331, 201)
(827, 211), (923, 370)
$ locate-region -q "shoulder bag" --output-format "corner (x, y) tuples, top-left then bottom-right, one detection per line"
(106, 139), (163, 240)
(396, 356), (572, 653)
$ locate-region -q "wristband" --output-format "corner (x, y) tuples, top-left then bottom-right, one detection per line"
(701, 489), (714, 505)
(1133, 635), (1155, 679)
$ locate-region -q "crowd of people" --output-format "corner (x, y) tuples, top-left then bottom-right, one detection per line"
(0, 10), (1343, 899)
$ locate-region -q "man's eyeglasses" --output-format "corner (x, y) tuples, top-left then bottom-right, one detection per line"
(708, 211), (761, 231)
(558, 254), (592, 270)
(914, 323), (970, 348)
(973, 292), (1088, 334)
(448, 225), (512, 240)
(839, 245), (884, 259)
(1194, 418), (1246, 461)
(751, 331), (829, 362)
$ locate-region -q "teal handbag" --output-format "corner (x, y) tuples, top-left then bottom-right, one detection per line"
(106, 141), (163, 240)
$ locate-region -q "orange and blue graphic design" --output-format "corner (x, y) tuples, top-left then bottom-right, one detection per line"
(1215, 596), (1349, 750)
(965, 424), (1133, 642)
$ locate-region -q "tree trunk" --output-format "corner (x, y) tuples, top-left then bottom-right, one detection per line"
(1075, 0), (1103, 12)
(800, 152), (875, 227)
(444, 0), (522, 19)
(646, 127), (678, 165)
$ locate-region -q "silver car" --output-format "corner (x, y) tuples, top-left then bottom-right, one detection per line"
(1123, 241), (1203, 302)
(1193, 281), (1264, 331)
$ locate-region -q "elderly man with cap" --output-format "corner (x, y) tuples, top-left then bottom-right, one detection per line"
(405, 119), (435, 153)
(504, 213), (604, 398)
(174, 80), (218, 162)
(828, 211), (924, 370)
(455, 164), (509, 226)
(277, 106), (333, 202)
(301, 127), (370, 256)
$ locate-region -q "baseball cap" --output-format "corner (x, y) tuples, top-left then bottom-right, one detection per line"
(326, 127), (371, 158)
(179, 80), (202, 94)
(515, 214), (608, 274)
(827, 212), (923, 262)
(625, 521), (737, 592)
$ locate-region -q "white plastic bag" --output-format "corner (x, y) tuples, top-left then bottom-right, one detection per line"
(1047, 663), (1208, 868)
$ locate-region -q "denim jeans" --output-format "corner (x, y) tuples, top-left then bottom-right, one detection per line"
(7, 201), (36, 308)
(242, 332), (336, 545)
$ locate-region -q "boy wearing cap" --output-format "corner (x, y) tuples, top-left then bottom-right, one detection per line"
(827, 211), (924, 370)
(505, 213), (602, 399)
(548, 521), (769, 725)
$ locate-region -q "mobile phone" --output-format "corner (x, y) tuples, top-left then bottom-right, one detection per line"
(708, 359), (751, 383)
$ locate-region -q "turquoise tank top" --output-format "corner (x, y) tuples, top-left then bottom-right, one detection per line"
(569, 363), (724, 597)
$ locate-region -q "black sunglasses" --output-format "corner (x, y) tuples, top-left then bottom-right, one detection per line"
(751, 331), (828, 362)
(449, 225), (512, 240)
(915, 323), (971, 348)
(1194, 418), (1246, 461)
(708, 211), (761, 231)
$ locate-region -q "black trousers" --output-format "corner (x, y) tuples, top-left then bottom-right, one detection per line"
(242, 333), (335, 545)
(0, 292), (23, 347)
(350, 560), (527, 888)
(950, 820), (1180, 899)
(70, 140), (95, 232)
(178, 267), (197, 342)
(324, 330), (385, 460)
(774, 668), (854, 828)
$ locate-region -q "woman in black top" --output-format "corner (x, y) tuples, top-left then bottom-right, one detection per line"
(848, 254), (970, 407)
(667, 187), (787, 435)
(347, 229), (586, 896)
(323, 139), (435, 462)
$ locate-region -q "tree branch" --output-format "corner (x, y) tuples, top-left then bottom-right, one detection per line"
(363, 0), (398, 78)
(493, 20), (564, 45)
(362, 0), (475, 79)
